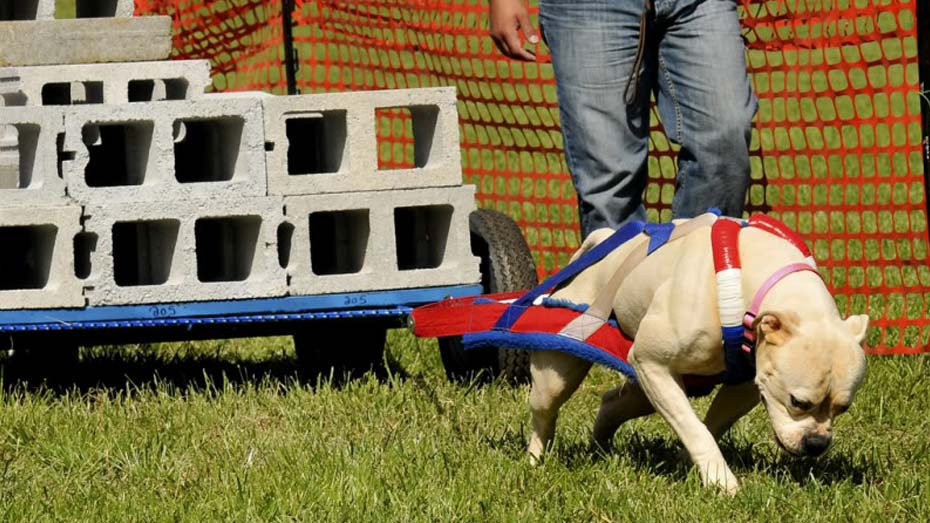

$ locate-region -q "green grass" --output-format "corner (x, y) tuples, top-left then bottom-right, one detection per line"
(9, 2), (925, 519)
(2, 334), (929, 521)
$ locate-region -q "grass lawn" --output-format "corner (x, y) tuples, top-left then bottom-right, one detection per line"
(1, 334), (928, 522)
(7, 1), (926, 521)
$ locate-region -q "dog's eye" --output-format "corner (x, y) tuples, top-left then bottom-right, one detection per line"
(834, 404), (850, 415)
(789, 395), (813, 411)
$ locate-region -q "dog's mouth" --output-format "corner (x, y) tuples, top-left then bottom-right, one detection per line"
(761, 394), (803, 456)
(773, 432), (801, 457)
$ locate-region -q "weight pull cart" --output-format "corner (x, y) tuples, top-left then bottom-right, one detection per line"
(0, 209), (539, 382)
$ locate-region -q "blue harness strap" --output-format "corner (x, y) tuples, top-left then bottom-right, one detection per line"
(721, 325), (754, 384)
(464, 330), (638, 379)
(643, 222), (675, 255)
(493, 220), (646, 331)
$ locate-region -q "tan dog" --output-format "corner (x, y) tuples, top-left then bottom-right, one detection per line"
(528, 219), (869, 494)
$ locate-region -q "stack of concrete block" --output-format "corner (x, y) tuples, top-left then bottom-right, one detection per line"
(262, 88), (480, 296)
(0, 1), (480, 311)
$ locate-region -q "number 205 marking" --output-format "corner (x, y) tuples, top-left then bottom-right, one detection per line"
(343, 295), (368, 306)
(149, 305), (178, 318)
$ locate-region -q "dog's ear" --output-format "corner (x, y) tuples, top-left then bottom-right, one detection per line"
(844, 314), (870, 345)
(753, 311), (795, 346)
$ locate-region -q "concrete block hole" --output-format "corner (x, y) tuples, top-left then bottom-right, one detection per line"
(194, 216), (261, 282)
(375, 105), (439, 170)
(0, 0), (39, 20)
(74, 0), (119, 17)
(285, 111), (346, 175)
(73, 231), (96, 279)
(129, 78), (189, 103)
(1, 91), (27, 107)
(173, 117), (243, 183)
(308, 210), (369, 275)
(56, 133), (72, 179)
(0, 224), (57, 290)
(42, 81), (104, 105)
(394, 205), (451, 270)
(1, 1), (121, 20)
(83, 121), (154, 187)
(0, 123), (39, 189)
(112, 220), (179, 287)
(56, 0), (119, 18)
(277, 222), (293, 269)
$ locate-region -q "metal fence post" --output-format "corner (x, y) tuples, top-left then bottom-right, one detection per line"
(919, 0), (930, 207)
(282, 0), (299, 95)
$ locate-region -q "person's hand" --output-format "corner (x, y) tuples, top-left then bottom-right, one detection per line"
(488, 0), (539, 61)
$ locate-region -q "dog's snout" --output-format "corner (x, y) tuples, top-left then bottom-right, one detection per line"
(801, 434), (831, 457)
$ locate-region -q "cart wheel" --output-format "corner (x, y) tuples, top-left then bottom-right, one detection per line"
(293, 321), (387, 380)
(439, 208), (538, 384)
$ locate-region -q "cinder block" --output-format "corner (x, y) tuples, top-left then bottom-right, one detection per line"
(0, 16), (172, 66)
(61, 97), (267, 204)
(0, 60), (212, 106)
(1, 0), (134, 21)
(263, 87), (462, 195)
(0, 105), (68, 206)
(82, 197), (287, 306)
(284, 186), (480, 296)
(0, 205), (83, 310)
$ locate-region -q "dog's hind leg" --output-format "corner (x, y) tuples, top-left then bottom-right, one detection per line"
(702, 381), (760, 439)
(591, 380), (655, 451)
(528, 350), (592, 464)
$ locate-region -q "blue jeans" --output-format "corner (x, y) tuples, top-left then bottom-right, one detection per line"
(539, 0), (757, 236)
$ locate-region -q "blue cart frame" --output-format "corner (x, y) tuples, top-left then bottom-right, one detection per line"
(0, 285), (482, 349)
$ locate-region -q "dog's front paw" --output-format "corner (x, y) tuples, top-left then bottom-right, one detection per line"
(700, 462), (740, 496)
(528, 451), (544, 467)
(528, 437), (547, 466)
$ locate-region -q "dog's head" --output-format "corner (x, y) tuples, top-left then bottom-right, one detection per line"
(752, 311), (869, 457)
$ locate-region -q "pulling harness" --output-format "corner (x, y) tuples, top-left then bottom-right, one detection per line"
(409, 210), (821, 391)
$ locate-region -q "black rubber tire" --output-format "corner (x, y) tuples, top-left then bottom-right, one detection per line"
(439, 208), (538, 384)
(293, 321), (387, 380)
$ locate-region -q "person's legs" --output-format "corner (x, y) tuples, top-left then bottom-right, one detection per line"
(539, 0), (656, 236)
(654, 0), (757, 219)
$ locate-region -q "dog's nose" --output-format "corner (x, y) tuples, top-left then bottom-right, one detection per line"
(801, 434), (831, 457)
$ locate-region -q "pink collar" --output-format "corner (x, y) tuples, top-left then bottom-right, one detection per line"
(741, 262), (822, 352)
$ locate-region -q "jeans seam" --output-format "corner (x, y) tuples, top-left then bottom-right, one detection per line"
(558, 113), (588, 232)
(657, 51), (683, 145)
(658, 49), (686, 216)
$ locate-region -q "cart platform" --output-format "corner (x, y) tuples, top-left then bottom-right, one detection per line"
(0, 285), (483, 338)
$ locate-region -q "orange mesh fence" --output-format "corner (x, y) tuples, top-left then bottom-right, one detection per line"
(135, 0), (928, 354)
